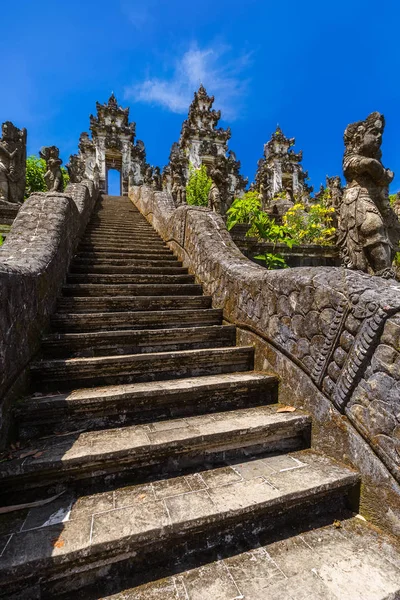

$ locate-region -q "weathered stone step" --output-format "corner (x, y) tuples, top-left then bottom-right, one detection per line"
(70, 264), (187, 275)
(85, 224), (160, 232)
(0, 406), (310, 494)
(30, 346), (254, 391)
(78, 244), (173, 255)
(82, 234), (165, 244)
(99, 517), (400, 600)
(72, 256), (182, 267)
(56, 295), (213, 313)
(67, 273), (195, 285)
(76, 250), (176, 260)
(80, 240), (168, 250)
(0, 450), (359, 599)
(62, 283), (203, 297)
(42, 325), (237, 358)
(18, 372), (278, 438)
(51, 308), (223, 332)
(84, 227), (158, 235)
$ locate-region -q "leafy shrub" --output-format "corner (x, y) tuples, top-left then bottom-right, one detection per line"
(283, 203), (336, 246)
(25, 155), (70, 200)
(186, 164), (212, 206)
(25, 155), (46, 198)
(226, 191), (261, 230)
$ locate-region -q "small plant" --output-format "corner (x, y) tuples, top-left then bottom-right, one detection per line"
(186, 164), (212, 206)
(254, 252), (288, 269)
(226, 191), (261, 230)
(393, 252), (400, 268)
(0, 235), (3, 247)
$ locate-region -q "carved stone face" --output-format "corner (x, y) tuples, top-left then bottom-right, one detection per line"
(360, 118), (383, 156)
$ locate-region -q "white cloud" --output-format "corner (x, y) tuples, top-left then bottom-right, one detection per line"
(124, 45), (251, 120)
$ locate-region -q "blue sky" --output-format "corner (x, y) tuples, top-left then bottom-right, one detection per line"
(1, 0), (399, 193)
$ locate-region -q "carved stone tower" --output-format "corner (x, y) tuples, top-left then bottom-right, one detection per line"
(164, 85), (247, 211)
(255, 127), (312, 210)
(67, 94), (149, 195)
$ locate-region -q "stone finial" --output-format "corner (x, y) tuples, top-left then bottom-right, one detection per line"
(338, 112), (400, 278)
(255, 127), (312, 211)
(39, 146), (64, 192)
(0, 121), (27, 205)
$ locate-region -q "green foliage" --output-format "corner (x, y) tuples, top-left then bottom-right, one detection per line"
(0, 235), (3, 247)
(25, 155), (69, 199)
(25, 155), (46, 198)
(393, 252), (400, 267)
(62, 168), (70, 189)
(226, 191), (261, 230)
(283, 202), (336, 246)
(389, 194), (398, 206)
(186, 164), (212, 206)
(254, 252), (288, 269)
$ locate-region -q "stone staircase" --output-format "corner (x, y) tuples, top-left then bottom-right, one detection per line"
(0, 196), (399, 600)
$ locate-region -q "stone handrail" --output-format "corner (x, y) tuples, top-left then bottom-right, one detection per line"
(0, 181), (97, 444)
(131, 185), (400, 534)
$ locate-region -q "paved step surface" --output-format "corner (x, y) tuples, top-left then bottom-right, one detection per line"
(41, 325), (237, 358)
(1, 195), (394, 599)
(0, 450), (359, 598)
(101, 517), (400, 600)
(51, 308), (223, 331)
(18, 373), (279, 437)
(0, 406), (311, 493)
(31, 346), (254, 390)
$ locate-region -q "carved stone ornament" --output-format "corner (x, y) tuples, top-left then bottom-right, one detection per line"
(0, 121), (27, 205)
(338, 112), (400, 278)
(255, 126), (312, 211)
(39, 146), (64, 192)
(163, 86), (246, 209)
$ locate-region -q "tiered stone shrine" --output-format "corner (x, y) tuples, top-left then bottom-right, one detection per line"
(255, 126), (313, 213)
(67, 94), (150, 195)
(163, 85), (247, 213)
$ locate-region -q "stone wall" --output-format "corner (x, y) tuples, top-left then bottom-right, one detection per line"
(131, 185), (400, 535)
(0, 181), (97, 445)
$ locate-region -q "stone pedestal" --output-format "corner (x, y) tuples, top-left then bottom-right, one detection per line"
(0, 199), (21, 225)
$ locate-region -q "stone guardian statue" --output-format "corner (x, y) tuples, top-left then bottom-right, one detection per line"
(338, 112), (400, 278)
(0, 121), (27, 205)
(40, 146), (64, 192)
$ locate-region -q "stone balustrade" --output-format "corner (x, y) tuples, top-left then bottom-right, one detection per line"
(131, 184), (400, 535)
(0, 181), (98, 445)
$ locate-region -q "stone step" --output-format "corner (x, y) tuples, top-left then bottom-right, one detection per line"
(18, 372), (278, 438)
(99, 517), (400, 600)
(70, 264), (188, 275)
(80, 240), (169, 251)
(51, 308), (222, 332)
(61, 283), (203, 297)
(0, 450), (359, 599)
(0, 406), (310, 495)
(66, 273), (196, 285)
(82, 234), (165, 245)
(72, 256), (182, 266)
(30, 346), (255, 391)
(78, 245), (173, 256)
(41, 325), (237, 358)
(56, 295), (213, 314)
(84, 224), (161, 233)
(76, 250), (176, 261)
(84, 226), (158, 235)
